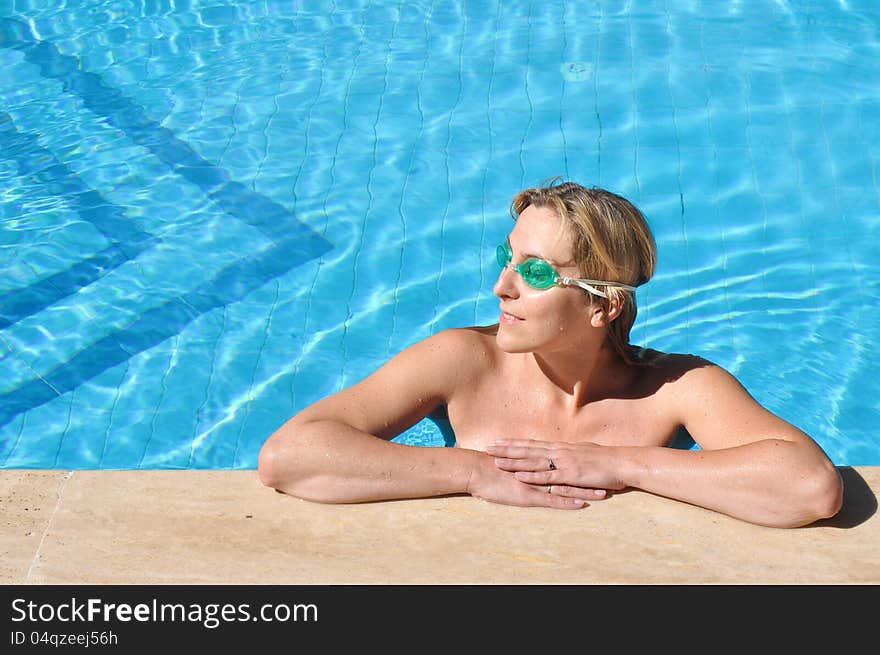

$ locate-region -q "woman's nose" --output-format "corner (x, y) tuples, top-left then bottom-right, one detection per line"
(493, 264), (520, 299)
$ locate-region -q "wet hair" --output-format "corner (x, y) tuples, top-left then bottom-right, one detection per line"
(510, 178), (657, 364)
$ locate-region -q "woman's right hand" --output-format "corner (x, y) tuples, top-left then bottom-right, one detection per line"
(465, 451), (589, 509)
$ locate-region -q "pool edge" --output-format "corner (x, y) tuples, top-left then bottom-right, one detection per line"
(2, 467), (878, 585)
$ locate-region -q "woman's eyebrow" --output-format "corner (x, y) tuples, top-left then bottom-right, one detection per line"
(507, 238), (571, 267)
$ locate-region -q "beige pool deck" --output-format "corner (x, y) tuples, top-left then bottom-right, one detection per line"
(2, 466), (878, 585)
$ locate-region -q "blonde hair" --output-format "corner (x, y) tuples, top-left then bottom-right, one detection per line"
(510, 179), (657, 364)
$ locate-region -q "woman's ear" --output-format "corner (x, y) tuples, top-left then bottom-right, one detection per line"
(589, 293), (624, 327)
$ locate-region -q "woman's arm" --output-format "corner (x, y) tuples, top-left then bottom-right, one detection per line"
(258, 328), (586, 508)
(489, 364), (843, 527)
(258, 329), (476, 502)
(260, 417), (481, 503)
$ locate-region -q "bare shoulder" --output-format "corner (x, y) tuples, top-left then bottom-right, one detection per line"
(372, 325), (499, 391)
(414, 324), (501, 382)
(637, 348), (810, 448)
(635, 348), (720, 387)
(416, 324), (499, 354)
(637, 348), (750, 402)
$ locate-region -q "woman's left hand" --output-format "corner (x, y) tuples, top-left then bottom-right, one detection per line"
(486, 438), (626, 501)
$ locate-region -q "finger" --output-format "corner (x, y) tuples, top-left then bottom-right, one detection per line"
(548, 485), (609, 500)
(512, 470), (554, 484)
(485, 443), (548, 458)
(494, 456), (554, 472)
(526, 486), (587, 509)
(490, 438), (545, 448)
(517, 472), (611, 500)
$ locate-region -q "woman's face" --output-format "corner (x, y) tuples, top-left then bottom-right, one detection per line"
(493, 205), (601, 354)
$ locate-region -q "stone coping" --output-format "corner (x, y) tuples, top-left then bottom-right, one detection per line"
(2, 467), (877, 585)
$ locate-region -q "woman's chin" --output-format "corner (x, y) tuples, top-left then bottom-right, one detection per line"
(495, 328), (534, 353)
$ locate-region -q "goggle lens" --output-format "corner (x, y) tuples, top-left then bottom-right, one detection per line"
(496, 242), (559, 290)
(518, 259), (557, 289)
(496, 242), (512, 268)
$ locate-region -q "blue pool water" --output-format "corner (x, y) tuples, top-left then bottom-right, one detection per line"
(1, 1), (878, 469)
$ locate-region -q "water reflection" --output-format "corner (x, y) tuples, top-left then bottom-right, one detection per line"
(1, 1), (877, 468)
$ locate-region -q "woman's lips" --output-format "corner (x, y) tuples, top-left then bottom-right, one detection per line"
(500, 310), (523, 325)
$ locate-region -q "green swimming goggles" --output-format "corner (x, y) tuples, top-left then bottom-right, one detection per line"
(496, 241), (637, 298)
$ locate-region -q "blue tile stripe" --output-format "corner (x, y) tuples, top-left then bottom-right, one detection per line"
(0, 112), (158, 328)
(0, 243), (151, 330)
(0, 18), (334, 427)
(0, 234), (315, 428)
(0, 113), (155, 246)
(0, 17), (325, 245)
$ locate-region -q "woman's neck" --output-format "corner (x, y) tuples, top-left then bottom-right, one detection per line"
(529, 343), (634, 411)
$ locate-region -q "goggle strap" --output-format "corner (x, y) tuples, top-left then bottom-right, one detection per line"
(558, 277), (637, 298)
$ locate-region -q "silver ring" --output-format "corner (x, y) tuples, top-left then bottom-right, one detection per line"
(547, 485), (553, 494)
(548, 457), (556, 471)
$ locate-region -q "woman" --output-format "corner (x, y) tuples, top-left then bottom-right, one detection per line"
(258, 180), (843, 528)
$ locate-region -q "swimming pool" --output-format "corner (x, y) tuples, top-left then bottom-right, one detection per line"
(1, 0), (878, 469)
